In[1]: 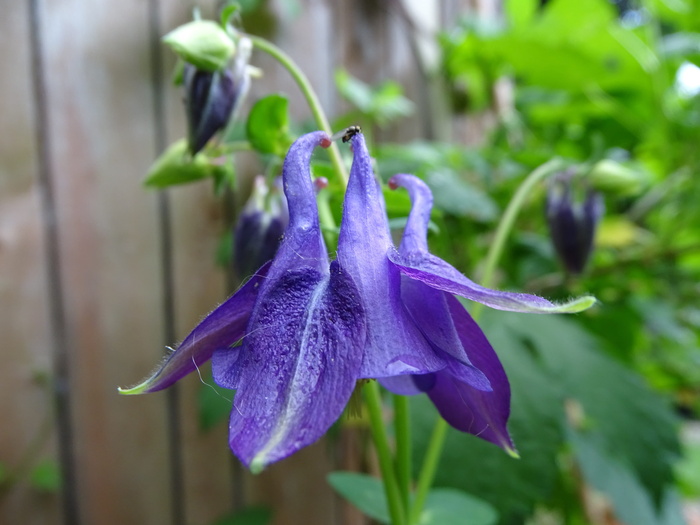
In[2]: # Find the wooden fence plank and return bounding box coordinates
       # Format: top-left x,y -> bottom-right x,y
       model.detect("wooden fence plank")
159,2 -> 239,524
38,1 -> 172,523
0,1 -> 60,523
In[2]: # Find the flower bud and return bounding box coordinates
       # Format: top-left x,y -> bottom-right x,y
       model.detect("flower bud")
588,159 -> 645,197
546,174 -> 604,275
233,177 -> 288,279
163,20 -> 235,72
184,37 -> 252,155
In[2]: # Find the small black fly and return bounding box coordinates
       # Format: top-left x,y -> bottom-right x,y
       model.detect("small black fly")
341,125 -> 362,143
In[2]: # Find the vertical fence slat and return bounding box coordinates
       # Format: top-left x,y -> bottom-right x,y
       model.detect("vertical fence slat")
39,1 -> 172,523
28,0 -> 80,522
0,2 -> 60,523
160,2 -> 239,524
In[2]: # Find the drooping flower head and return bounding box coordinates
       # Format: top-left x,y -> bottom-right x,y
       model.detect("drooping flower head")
121,129 -> 596,471
546,172 -> 604,275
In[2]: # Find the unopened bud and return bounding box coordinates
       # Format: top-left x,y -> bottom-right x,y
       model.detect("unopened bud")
163,20 -> 234,72
184,37 -> 252,155
233,177 -> 288,279
588,159 -> 645,197
546,174 -> 604,275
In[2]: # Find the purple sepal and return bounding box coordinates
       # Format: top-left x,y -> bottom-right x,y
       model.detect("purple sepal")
338,134 -> 445,378
426,295 -> 514,452
119,261 -> 270,395
213,262 -> 365,471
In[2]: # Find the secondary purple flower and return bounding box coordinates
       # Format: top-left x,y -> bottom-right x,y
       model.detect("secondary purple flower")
233,176 -> 288,280
121,131 -> 366,472
546,173 -> 604,275
338,132 -> 595,449
184,38 -> 252,155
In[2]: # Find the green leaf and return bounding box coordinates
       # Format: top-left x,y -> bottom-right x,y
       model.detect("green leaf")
198,377 -> 234,431
0,462 -> 7,484
144,139 -> 213,188
420,489 -> 498,525
210,506 -> 273,525
246,95 -> 292,156
570,430 -> 685,525
30,459 -> 61,492
505,0 -> 538,28
335,70 -> 414,126
424,168 -> 499,222
327,471 -> 390,523
676,440 -> 700,497
495,313 -> 682,507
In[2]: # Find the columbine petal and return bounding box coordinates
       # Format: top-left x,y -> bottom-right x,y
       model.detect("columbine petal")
118,262 -> 270,395
337,133 -> 445,378
387,173 -> 596,314
400,277 -> 491,392
425,295 -> 515,454
213,262 -> 365,471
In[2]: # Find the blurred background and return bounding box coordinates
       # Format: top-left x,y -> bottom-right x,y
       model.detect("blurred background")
1,0 -> 699,524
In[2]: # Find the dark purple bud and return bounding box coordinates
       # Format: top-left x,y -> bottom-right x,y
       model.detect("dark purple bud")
546,174 -> 604,275
183,38 -> 252,155
233,176 -> 288,280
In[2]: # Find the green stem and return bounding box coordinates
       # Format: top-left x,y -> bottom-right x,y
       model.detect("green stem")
316,190 -> 338,248
247,34 -> 348,186
409,158 -> 566,524
393,394 -> 411,514
409,417 -> 448,525
472,158 -> 565,318
365,381 -> 406,525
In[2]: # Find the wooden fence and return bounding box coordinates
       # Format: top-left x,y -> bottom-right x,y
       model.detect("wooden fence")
0,1 -> 484,524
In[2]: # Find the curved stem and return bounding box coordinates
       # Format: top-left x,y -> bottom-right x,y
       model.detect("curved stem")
472,158 -> 565,318
410,158 -> 566,524
365,381 -> 406,525
247,35 -> 348,185
393,394 -> 411,514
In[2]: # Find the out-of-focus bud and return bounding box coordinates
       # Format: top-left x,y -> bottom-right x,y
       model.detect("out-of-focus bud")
233,177 -> 288,280
588,159 -> 645,197
233,174 -> 327,279
162,20 -> 235,72
184,37 -> 252,155
546,173 -> 604,275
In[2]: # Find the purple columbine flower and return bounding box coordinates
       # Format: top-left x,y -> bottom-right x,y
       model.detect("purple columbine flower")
121,132 -> 367,472
120,130 -> 595,470
184,38 -> 251,155
546,173 -> 604,275
338,133 -> 596,452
